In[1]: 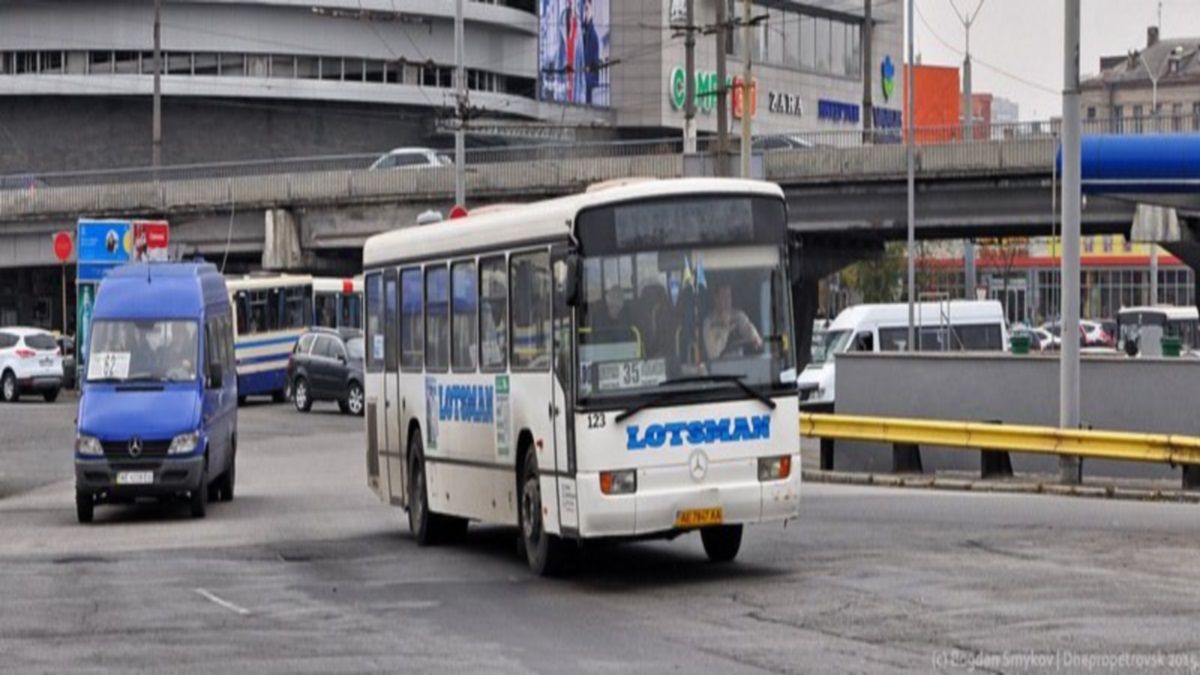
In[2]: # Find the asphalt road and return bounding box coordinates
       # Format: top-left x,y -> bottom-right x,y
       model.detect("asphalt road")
3,399 -> 1200,673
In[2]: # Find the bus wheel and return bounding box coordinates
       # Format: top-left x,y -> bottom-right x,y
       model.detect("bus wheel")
408,434 -> 437,546
519,446 -> 568,576
700,524 -> 743,563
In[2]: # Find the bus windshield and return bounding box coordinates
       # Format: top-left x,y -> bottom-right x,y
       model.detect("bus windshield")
576,244 -> 794,403
87,320 -> 199,382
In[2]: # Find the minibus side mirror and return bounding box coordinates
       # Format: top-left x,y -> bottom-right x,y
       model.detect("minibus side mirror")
207,364 -> 223,389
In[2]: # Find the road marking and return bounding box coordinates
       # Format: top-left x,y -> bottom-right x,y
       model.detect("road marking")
194,588 -> 251,616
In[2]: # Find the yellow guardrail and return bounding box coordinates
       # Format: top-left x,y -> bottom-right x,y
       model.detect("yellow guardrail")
800,413 -> 1200,467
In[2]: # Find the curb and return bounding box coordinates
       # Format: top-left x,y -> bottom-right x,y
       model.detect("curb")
801,469 -> 1200,504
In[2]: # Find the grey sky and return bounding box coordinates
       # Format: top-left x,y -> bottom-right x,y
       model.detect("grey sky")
908,0 -> 1200,119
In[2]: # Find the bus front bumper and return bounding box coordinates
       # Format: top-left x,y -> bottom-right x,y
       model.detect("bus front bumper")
574,455 -> 801,538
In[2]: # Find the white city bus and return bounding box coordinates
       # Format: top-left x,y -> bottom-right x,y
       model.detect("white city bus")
362,178 -> 801,575
313,276 -> 363,330
227,274 -> 313,403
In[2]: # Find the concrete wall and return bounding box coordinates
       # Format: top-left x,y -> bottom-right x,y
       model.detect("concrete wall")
832,352 -> 1200,480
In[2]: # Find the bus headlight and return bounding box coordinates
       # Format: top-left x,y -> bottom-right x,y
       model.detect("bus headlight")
599,470 -> 637,495
758,455 -> 791,482
168,432 -> 201,456
76,435 -> 102,457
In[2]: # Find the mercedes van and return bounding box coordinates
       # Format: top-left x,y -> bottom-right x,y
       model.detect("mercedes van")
74,263 -> 238,522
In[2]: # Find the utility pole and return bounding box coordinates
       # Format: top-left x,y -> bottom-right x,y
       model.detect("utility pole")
950,0 -> 987,141
1060,0 -> 1083,485
152,0 -> 162,173
684,0 -> 697,154
862,0 -> 873,143
715,0 -> 729,177
906,0 -> 916,351
454,0 -> 466,207
739,0 -> 753,178
1138,50 -> 1161,302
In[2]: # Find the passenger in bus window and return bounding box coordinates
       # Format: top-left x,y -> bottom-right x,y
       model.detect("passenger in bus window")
637,284 -> 676,359
703,282 -> 763,359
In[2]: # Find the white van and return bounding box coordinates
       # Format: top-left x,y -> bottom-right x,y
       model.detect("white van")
798,300 -> 1008,408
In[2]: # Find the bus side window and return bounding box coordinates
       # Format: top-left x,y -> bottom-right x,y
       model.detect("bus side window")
425,265 -> 450,372
511,250 -> 551,370
365,272 -> 384,373
384,270 -> 399,372
400,268 -> 424,370
451,260 -> 478,372
235,293 -> 249,336
479,256 -> 507,371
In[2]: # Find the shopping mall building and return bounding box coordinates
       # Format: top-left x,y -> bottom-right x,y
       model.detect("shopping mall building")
0,0 -> 905,329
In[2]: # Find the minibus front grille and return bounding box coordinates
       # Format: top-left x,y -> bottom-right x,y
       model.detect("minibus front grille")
101,439 -> 172,460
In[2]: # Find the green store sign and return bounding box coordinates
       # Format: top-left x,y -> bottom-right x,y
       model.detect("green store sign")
669,65 -> 722,113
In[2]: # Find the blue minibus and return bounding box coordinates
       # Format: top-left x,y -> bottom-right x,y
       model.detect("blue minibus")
74,263 -> 238,522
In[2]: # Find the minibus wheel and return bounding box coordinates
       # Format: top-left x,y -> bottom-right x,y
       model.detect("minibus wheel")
700,524 -> 743,563
190,463 -> 208,519
75,489 -> 93,524
519,447 -> 568,576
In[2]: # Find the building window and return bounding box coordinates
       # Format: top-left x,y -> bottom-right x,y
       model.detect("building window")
1086,106 -> 1096,120
1194,102 -> 1200,131
1133,104 -> 1144,133
1112,105 -> 1124,133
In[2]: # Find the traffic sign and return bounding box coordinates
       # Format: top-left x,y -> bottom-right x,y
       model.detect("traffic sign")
52,231 -> 73,262
449,205 -> 469,220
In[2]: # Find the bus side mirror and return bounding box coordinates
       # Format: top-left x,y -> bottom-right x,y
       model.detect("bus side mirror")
208,364 -> 223,389
563,253 -> 581,307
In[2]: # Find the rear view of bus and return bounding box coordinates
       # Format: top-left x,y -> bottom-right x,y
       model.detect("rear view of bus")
362,179 -> 800,575
569,183 -> 800,563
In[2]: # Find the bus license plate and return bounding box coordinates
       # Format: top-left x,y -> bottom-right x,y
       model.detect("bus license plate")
675,507 -> 724,528
116,471 -> 154,486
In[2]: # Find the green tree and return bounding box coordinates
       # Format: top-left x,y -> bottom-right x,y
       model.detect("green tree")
842,242 -> 905,303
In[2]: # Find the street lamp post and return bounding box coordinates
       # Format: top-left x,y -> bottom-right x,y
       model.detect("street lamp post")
1139,51 -> 1161,304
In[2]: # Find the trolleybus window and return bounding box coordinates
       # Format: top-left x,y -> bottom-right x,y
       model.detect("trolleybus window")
451,260 -> 478,372
510,251 -> 551,370
400,268 -> 423,370
479,256 -> 508,371
425,265 -> 450,372
365,273 -> 384,371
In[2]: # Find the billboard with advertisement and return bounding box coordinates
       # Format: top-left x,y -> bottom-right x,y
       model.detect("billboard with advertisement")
539,0 -> 610,106
132,220 -> 170,262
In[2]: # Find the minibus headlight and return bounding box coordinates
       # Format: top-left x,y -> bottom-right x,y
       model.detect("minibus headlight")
599,470 -> 637,495
168,432 -> 201,455
76,435 -> 102,457
758,455 -> 792,482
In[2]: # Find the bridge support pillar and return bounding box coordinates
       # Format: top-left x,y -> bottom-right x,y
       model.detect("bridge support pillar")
819,438 -> 835,471
980,451 -> 1013,479
263,207 -> 303,271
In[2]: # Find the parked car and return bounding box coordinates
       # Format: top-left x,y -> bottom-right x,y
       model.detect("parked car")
368,147 -> 451,171
1031,327 -> 1060,351
1080,320 -> 1115,347
287,328 -> 365,416
57,334 -> 76,389
0,327 -> 64,402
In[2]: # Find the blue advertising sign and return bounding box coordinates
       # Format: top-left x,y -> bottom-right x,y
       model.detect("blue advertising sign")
77,220 -> 131,264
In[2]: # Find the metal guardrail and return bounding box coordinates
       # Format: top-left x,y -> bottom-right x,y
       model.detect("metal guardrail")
800,412 -> 1200,467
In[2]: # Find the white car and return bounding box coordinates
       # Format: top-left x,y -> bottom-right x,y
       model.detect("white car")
0,327 -> 64,402
368,147 -> 451,170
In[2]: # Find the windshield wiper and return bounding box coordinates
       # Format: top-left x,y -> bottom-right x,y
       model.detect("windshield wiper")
613,374 -> 775,425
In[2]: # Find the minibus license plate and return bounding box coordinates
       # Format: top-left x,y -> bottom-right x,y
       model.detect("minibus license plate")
116,471 -> 153,486
675,507 -> 723,528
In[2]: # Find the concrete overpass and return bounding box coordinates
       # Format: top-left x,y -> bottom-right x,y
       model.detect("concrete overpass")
0,134 -> 1157,272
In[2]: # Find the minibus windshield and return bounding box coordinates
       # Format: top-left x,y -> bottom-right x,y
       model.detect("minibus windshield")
87,320 -> 199,382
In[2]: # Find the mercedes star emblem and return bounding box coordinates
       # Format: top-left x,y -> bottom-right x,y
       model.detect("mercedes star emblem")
688,449 -> 709,482
128,437 -> 143,458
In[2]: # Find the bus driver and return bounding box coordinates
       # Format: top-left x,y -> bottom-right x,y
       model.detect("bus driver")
703,282 -> 763,359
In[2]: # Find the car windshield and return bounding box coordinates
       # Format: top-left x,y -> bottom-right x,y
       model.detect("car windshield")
87,320 -> 199,382
345,336 -> 365,361
576,245 -> 794,403
809,329 -> 850,365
